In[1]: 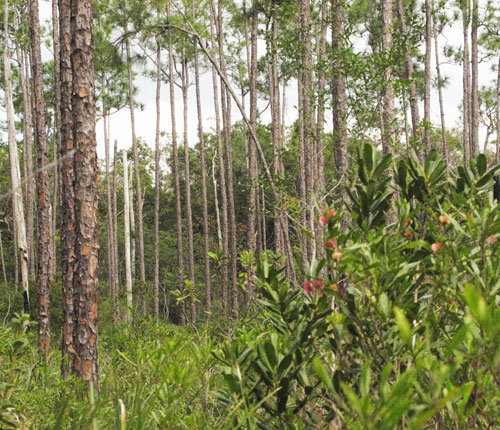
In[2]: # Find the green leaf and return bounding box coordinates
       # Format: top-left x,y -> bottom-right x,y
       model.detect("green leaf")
394,307 -> 413,348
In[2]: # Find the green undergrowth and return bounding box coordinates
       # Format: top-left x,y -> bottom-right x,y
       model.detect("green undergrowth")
0,315 -> 230,429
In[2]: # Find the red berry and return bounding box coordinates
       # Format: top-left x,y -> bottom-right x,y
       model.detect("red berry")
319,215 -> 328,226
303,281 -> 313,293
325,238 -> 337,250
327,209 -> 338,218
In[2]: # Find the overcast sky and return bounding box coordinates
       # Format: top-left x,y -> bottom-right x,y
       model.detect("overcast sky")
2,0 -> 497,161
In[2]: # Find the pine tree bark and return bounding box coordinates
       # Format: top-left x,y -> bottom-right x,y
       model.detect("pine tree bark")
332,0 -> 347,179
424,0 -> 432,153
247,0 -> 258,305
112,139 -> 120,322
29,0 -> 54,358
381,0 -> 396,152
181,55 -> 197,324
123,151 -> 133,321
210,2 -> 228,314
71,0 -> 99,383
216,0 -> 238,317
496,55 -> 500,164
125,37 -> 146,311
59,0 -> 76,378
470,0 -> 479,157
4,0 -> 30,314
154,39 -> 161,319
167,8 -> 186,324
194,38 -> 211,321
462,2 -> 471,163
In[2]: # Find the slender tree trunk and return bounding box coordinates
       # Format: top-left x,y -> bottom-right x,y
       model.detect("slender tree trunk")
212,153 -> 223,249
14,41 -> 35,280
125,37 -> 146,311
496,55 -> 500,164
181,55 -> 197,324
0,231 -> 6,286
332,0 -> 347,180
215,0 -> 238,317
129,163 -> 136,279
462,3 -> 471,163
194,37 -> 211,321
168,7 -> 186,324
70,0 -> 99,383
51,0 -> 61,279
299,0 -> 313,261
424,0 -> 432,153
247,0 -> 258,305
381,0 -> 396,152
470,0 -> 479,156
396,0 -> 420,142
154,39 -> 161,319
316,0 -> 327,201
123,151 -> 133,321
210,3 -> 228,314
434,23 -> 448,165
103,101 -> 117,316
112,140 -> 120,322
59,0 -> 76,378
29,0 -> 54,359
269,3 -> 283,256
5,0 -> 29,314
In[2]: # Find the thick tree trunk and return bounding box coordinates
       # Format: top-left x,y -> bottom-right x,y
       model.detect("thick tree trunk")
123,151 -> 133,321
316,0 -> 327,201
59,0 -> 76,378
470,0 -> 479,156
424,0 -> 432,153
125,38 -> 146,311
396,0 -> 420,143
210,2 -> 228,314
434,23 -> 448,165
14,42 -> 35,280
194,39 -> 211,321
381,0 -> 396,152
181,55 -> 197,324
4,0 -> 30,314
29,0 -> 54,359
154,39 -> 161,319
168,8 -> 186,324
70,0 -> 99,383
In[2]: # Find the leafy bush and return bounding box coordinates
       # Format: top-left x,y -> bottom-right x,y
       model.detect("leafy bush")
214,145 -> 500,429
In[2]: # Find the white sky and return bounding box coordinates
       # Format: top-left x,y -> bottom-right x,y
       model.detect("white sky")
2,0 -> 498,161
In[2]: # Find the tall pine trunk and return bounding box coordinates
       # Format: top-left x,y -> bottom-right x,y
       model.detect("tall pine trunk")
424,0 -> 432,153
70,0 -> 99,383
194,37 -> 211,321
462,2 -> 471,163
181,55 -> 197,324
123,151 -> 133,321
29,0 -> 54,359
154,39 -> 161,319
470,0 -> 479,156
168,8 -> 186,323
434,20 -> 448,165
59,0 -> 76,378
210,2 -> 229,314
125,37 -> 146,312
112,140 -> 120,322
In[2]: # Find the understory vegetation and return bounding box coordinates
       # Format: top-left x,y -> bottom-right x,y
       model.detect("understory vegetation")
2,145 -> 500,429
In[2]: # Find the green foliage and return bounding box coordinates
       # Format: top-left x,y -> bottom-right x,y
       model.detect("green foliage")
347,143 -> 393,229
